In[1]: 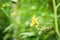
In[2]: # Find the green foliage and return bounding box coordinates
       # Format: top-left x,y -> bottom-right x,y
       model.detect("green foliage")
0,0 -> 60,40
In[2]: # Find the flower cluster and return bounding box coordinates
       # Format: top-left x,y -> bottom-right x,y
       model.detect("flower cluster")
30,15 -> 39,29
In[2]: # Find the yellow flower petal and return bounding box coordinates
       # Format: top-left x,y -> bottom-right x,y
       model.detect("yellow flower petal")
30,15 -> 39,29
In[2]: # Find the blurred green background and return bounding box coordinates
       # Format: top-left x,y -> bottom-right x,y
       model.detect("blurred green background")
0,0 -> 60,40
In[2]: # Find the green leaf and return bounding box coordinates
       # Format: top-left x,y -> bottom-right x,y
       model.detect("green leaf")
43,31 -> 55,40
20,32 -> 35,38
3,33 -> 9,40
1,8 -> 9,17
3,24 -> 14,33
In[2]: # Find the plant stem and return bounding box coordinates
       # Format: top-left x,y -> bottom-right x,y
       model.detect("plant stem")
52,0 -> 60,39
11,1 -> 19,40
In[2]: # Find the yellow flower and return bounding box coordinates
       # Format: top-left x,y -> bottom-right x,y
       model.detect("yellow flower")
30,15 -> 39,29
